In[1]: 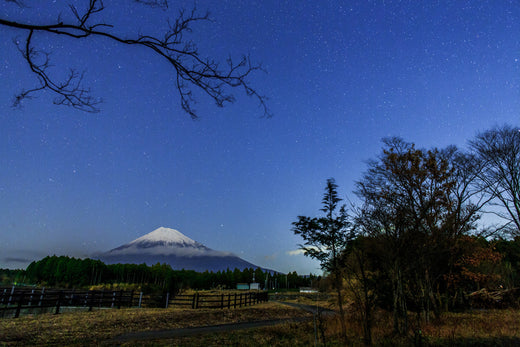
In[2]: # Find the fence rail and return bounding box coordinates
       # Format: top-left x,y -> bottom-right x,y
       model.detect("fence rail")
0,286 -> 268,318
138,291 -> 268,309
0,287 -> 134,318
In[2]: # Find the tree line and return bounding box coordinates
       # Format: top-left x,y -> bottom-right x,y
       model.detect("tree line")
0,255 -> 316,293
294,124 -> 520,344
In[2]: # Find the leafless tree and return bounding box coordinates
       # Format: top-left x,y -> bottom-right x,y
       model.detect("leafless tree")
355,138 -> 485,334
0,0 -> 270,118
471,125 -> 520,235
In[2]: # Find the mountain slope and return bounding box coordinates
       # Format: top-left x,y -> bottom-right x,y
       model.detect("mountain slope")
95,227 -> 265,272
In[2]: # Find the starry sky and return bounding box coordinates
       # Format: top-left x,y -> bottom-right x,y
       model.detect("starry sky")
1,1 -> 519,274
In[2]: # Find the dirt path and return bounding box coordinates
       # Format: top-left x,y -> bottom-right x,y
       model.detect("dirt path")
107,317 -> 308,343
107,301 -> 334,344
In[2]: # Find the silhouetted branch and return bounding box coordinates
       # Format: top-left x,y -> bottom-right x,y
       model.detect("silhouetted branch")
12,29 -> 101,112
471,125 -> 520,235
5,0 -> 25,7
1,0 -> 270,117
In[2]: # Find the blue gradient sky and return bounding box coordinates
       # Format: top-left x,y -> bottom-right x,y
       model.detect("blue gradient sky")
1,1 -> 519,274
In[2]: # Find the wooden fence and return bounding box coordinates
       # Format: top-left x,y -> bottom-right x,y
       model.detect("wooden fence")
160,291 -> 268,309
0,287 -> 134,318
0,286 -> 268,318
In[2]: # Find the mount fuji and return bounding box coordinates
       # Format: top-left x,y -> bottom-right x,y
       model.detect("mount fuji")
95,227 -> 266,272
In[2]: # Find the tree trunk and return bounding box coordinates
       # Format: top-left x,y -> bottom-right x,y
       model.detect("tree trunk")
392,264 -> 408,335
334,271 -> 348,343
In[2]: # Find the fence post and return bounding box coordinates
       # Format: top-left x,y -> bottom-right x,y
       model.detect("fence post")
192,292 -> 199,309
14,292 -> 24,318
239,293 -> 242,307
111,291 -> 116,308
1,288 -> 6,305
228,294 -> 231,309
165,292 -> 169,309
7,286 -> 15,307
29,289 -> 35,307
55,291 -> 63,315
138,292 -> 143,308
99,290 -> 104,308
87,291 -> 94,312
129,290 -> 134,308
39,287 -> 45,307
234,293 -> 237,309
117,290 -> 123,309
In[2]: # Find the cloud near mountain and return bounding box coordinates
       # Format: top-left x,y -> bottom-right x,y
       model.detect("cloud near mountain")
287,249 -> 306,256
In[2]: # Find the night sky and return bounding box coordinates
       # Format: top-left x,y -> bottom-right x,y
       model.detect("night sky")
1,1 -> 519,274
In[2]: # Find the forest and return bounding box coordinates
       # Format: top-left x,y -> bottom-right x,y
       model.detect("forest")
293,124 -> 520,344
0,255 -> 316,293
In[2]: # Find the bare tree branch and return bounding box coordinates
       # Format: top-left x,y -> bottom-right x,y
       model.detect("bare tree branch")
5,0 -> 25,7
11,29 -> 102,112
1,0 -> 271,117
471,125 -> 520,236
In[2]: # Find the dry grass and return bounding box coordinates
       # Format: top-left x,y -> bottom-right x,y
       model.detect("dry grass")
121,321 -> 322,347
421,309 -> 520,345
274,291 -> 520,346
0,302 -> 311,346
270,291 -> 333,307
320,308 -> 520,346
3,297 -> 520,346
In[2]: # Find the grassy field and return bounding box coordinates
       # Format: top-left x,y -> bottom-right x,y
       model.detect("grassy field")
0,302 -> 311,346
2,298 -> 520,346
323,308 -> 520,346
417,309 -> 520,346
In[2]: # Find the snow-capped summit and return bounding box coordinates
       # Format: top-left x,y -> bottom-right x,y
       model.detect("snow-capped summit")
129,227 -> 204,248
94,227 -> 270,272
107,227 -> 217,257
